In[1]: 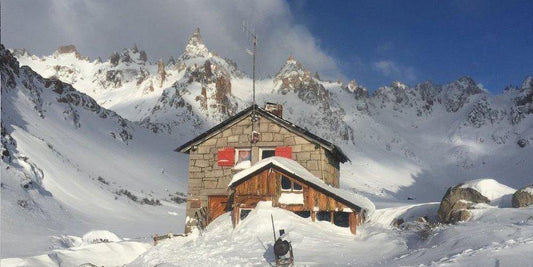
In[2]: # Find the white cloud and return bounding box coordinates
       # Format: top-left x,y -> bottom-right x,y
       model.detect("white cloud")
372,60 -> 416,82
2,0 -> 341,79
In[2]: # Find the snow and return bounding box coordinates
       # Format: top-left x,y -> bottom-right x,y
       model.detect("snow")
522,186 -> 533,194
1,239 -> 150,266
230,157 -> 376,215
278,193 -> 304,205
461,178 -> 516,207
129,201 -> 533,266
232,160 -> 251,170
1,48 -> 188,258
81,230 -> 122,244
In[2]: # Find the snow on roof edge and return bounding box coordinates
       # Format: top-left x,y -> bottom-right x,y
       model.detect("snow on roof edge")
229,157 -> 375,215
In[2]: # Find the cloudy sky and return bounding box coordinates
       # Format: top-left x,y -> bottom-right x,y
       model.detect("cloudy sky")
2,0 -> 532,92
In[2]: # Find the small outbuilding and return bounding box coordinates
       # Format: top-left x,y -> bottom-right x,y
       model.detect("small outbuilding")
228,156 -> 374,235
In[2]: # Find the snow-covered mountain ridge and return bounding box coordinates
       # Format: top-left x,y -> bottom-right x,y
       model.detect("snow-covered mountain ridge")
10,28 -> 533,201
1,45 -> 188,258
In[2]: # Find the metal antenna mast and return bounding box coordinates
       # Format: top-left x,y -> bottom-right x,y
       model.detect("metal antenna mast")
243,21 -> 259,146
242,21 -> 257,109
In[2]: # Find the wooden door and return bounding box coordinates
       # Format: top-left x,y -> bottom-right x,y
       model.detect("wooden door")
208,195 -> 228,223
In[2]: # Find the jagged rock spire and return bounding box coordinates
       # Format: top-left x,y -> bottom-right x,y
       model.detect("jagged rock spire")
180,28 -> 209,60
275,55 -> 307,82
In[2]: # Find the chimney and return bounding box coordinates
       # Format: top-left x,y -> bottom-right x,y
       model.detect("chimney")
264,102 -> 283,118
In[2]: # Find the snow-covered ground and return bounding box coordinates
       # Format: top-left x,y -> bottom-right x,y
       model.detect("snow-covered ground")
127,201 -> 533,266
1,46 -> 188,259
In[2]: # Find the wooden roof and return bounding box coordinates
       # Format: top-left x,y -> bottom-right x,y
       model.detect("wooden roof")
175,105 -> 350,163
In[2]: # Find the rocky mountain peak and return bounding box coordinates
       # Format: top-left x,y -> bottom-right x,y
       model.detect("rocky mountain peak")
441,77 -> 485,112
53,45 -> 87,60
373,81 -> 411,106
345,80 -> 369,101
120,45 -> 148,65
390,81 -> 409,90
11,48 -> 29,57
522,75 -> 532,90
274,56 -> 308,82
180,28 -> 209,60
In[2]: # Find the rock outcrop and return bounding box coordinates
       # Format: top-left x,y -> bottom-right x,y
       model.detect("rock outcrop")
179,28 -> 209,60
438,184 -> 490,223
512,185 -> 533,208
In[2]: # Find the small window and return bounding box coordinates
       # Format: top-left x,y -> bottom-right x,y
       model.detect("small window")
293,182 -> 303,191
334,212 -> 350,227
260,148 -> 275,160
235,148 -> 251,165
295,211 -> 310,218
281,175 -> 303,192
281,176 -> 292,190
317,211 -> 331,222
240,209 -> 252,220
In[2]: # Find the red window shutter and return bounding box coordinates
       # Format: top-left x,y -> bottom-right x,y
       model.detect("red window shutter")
275,146 -> 292,159
217,148 -> 235,166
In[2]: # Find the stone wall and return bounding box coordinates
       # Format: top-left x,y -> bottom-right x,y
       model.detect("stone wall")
185,113 -> 341,231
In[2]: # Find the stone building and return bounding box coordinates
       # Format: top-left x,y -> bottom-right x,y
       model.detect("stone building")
176,103 -> 350,232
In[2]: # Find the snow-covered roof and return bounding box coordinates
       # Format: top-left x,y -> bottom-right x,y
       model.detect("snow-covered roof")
229,157 -> 375,215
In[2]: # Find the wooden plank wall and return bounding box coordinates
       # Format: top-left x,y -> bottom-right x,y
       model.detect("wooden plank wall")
232,168 -> 364,234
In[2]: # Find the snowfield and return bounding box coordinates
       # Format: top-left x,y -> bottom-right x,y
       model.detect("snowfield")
127,201 -> 533,266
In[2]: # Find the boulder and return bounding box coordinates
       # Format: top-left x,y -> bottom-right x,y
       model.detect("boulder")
438,184 -> 490,223
512,185 -> 533,208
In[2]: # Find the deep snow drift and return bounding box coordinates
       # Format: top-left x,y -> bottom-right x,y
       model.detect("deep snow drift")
129,201 -> 533,266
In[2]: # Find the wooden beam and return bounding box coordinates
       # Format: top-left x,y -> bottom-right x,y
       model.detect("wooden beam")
349,212 -> 356,235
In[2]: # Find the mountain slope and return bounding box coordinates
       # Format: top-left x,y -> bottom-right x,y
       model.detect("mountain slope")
11,29 -> 533,203
1,45 -> 188,258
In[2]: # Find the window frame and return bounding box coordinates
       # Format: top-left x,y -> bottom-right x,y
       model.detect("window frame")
234,148 -> 252,166
259,147 -> 276,160
239,208 -> 253,221
280,175 -> 304,192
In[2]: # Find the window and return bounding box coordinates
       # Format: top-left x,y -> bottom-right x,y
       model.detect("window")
294,211 -> 310,218
240,209 -> 252,221
235,148 -> 251,164
281,176 -> 292,190
293,183 -> 302,191
280,175 -> 303,192
260,148 -> 275,160
317,211 -> 331,222
333,212 -> 350,227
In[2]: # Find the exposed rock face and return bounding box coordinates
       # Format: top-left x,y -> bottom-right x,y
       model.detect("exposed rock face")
438,184 -> 490,223
466,98 -> 504,128
157,60 -> 166,87
274,56 -> 330,106
512,76 -> 533,123
512,185 -> 533,208
180,28 -> 209,60
56,45 -> 78,54
441,76 -> 485,112
374,81 -> 412,107
346,80 -> 369,100
1,45 -> 133,142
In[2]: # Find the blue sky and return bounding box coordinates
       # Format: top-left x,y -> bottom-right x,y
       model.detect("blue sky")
2,0 -> 532,93
287,0 -> 533,92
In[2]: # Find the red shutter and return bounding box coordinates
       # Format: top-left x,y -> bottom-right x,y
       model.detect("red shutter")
217,148 -> 235,166
275,146 -> 292,159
